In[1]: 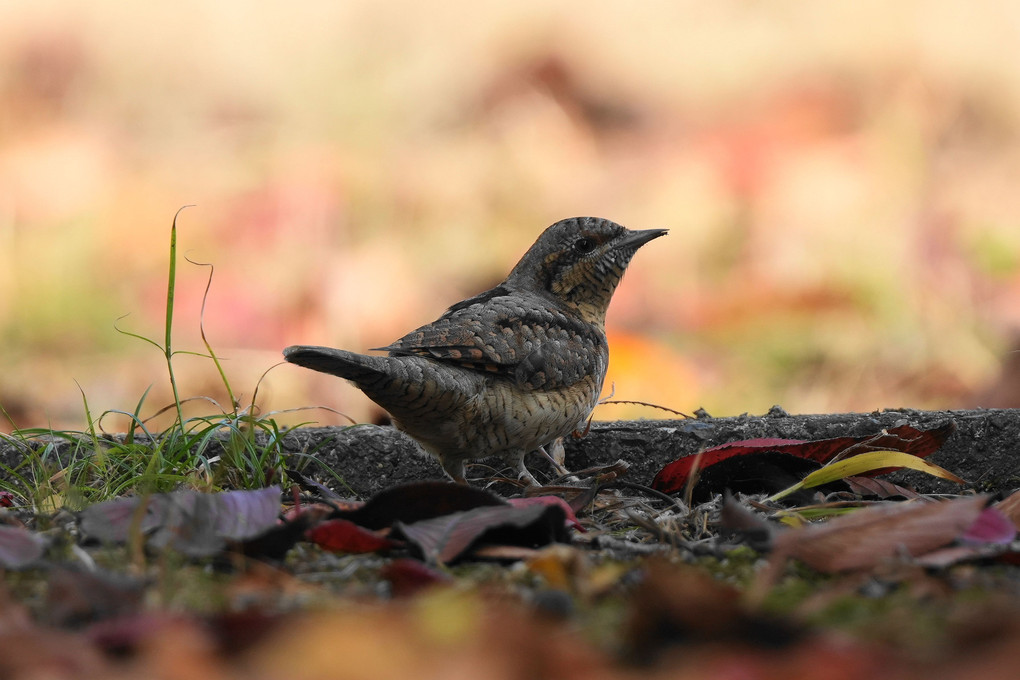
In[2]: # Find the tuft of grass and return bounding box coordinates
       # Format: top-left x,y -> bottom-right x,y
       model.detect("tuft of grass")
0,207 -> 337,512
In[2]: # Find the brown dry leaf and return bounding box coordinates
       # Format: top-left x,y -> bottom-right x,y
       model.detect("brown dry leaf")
471,544 -> 545,561
772,495 -> 988,573
623,560 -> 802,664
844,476 -> 920,499
0,597 -> 109,679
121,617 -> 235,680
44,567 -> 145,627
913,544 -> 1004,569
243,590 -> 619,680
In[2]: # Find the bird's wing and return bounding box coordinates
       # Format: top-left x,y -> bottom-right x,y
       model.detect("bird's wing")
375,296 -> 605,390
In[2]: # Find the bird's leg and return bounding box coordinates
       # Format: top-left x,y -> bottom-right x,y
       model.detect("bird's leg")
441,457 -> 468,485
515,455 -> 542,487
537,440 -> 571,477
538,441 -> 581,483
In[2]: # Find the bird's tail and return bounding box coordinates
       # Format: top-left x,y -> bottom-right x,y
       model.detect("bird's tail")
283,345 -> 389,382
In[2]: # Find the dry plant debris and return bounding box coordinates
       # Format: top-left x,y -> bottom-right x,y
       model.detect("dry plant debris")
1,420 -> 1020,678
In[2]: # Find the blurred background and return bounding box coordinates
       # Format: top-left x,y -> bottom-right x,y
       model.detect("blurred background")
2,0 -> 1020,432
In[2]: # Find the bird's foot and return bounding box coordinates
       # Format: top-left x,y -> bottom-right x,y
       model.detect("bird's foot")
537,441 -> 572,477
516,461 -> 542,488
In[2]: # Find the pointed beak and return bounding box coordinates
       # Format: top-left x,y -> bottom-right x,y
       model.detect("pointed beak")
616,228 -> 668,251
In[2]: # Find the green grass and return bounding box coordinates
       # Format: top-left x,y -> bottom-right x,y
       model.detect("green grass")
0,208 -> 321,512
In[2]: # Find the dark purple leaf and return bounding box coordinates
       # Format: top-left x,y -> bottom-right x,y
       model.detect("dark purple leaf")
79,495 -> 167,542
213,486 -> 282,540
333,481 -> 506,530
508,496 -> 584,532
80,487 -> 281,557
148,492 -> 223,556
393,503 -> 569,565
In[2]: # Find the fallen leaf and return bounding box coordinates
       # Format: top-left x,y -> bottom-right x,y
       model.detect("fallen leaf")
772,495 -> 988,573
206,609 -> 287,655
45,567 -> 145,627
844,476 -> 920,499
306,519 -> 400,554
0,524 -> 46,568
718,493 -> 774,550
380,558 -> 451,597
79,486 -> 282,557
508,495 -> 585,532
471,545 -> 545,561
525,544 -> 587,591
651,422 -> 956,497
332,481 -> 505,530
86,612 -> 182,657
767,451 -> 965,502
393,503 -> 569,565
623,560 -> 802,663
79,494 -> 166,542
914,544 -> 1014,569
651,439 -> 811,497
962,506 -> 1017,545
0,615 -> 109,677
212,486 -> 284,540
147,492 -> 225,556
238,511 -> 320,561
995,489 -> 1020,529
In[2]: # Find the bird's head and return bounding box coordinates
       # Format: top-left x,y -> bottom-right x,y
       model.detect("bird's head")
505,217 -> 667,325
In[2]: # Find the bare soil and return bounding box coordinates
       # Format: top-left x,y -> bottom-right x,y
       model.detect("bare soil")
280,407 -> 1020,499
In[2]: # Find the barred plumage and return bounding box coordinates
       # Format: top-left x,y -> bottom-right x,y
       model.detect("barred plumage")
284,217 -> 666,484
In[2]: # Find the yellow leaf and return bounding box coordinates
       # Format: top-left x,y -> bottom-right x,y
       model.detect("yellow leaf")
767,451 -> 965,502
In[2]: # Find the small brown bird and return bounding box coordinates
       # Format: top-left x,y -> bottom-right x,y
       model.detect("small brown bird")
284,217 -> 666,484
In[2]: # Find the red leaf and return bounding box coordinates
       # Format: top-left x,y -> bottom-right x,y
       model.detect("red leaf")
650,439 -> 802,495
651,422 -> 955,496
962,506 -> 1017,545
380,558 -> 450,597
995,489 -> 1020,530
306,519 -> 399,554
917,502 -> 1020,565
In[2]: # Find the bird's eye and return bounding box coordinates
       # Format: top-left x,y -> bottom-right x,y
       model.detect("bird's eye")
573,237 -> 597,254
